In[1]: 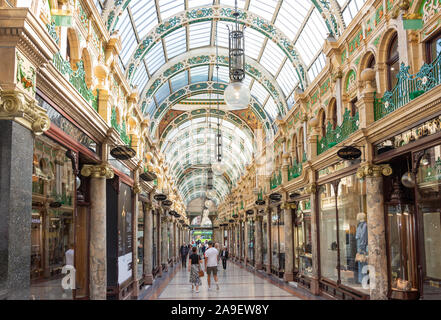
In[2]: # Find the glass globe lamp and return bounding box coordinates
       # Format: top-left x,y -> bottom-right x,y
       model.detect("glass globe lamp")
205,199 -> 214,208
224,81 -> 250,110
206,189 -> 216,199
212,161 -> 226,176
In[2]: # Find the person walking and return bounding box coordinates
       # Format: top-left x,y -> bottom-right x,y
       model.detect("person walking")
204,241 -> 219,290
180,243 -> 189,267
220,247 -> 229,270
188,246 -> 202,293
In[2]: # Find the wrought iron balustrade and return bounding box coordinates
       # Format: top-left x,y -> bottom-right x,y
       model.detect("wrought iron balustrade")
317,109 -> 359,155
374,52 -> 441,121
270,170 -> 282,190
288,160 -> 302,181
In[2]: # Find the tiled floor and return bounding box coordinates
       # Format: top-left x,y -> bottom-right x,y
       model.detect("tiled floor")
156,261 -> 302,300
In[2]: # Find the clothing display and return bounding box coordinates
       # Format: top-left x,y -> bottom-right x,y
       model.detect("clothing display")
356,220 -> 368,283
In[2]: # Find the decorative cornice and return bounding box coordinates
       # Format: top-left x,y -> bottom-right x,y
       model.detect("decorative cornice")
81,163 -> 114,179
0,90 -> 50,134
280,202 -> 297,210
356,164 -> 393,179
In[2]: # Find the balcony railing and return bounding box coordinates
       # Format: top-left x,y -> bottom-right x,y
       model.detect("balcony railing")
111,108 -> 132,146
374,52 -> 441,121
317,109 -> 359,155
53,53 -> 97,109
270,170 -> 282,190
288,160 -> 302,181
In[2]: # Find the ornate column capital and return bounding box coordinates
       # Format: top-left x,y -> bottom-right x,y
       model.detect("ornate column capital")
280,202 -> 297,210
81,163 -> 114,179
133,183 -> 142,194
304,183 -> 318,195
356,164 -> 393,179
0,90 -> 50,134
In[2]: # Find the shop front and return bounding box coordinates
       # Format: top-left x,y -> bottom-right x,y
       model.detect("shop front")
294,198 -> 313,288
374,113 -> 441,300
271,205 -> 285,278
262,212 -> 269,271
247,218 -> 255,266
30,92 -> 100,300
106,162 -> 135,300
316,160 -> 369,300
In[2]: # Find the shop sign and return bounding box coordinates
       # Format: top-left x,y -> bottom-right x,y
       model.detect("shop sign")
110,145 -> 136,160
337,146 -> 362,160
375,114 -> 441,154
269,193 -> 282,201
36,94 -> 97,153
32,218 -> 41,224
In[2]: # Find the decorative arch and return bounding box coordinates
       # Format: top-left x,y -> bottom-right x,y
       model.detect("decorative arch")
81,47 -> 93,88
317,108 -> 326,138
344,69 -> 357,95
66,27 -> 81,65
121,6 -> 310,89
297,128 -> 304,162
140,47 -> 288,117
148,81 -> 275,140
327,97 -> 338,130
377,27 -> 399,95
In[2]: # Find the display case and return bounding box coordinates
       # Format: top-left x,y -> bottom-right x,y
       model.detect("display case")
296,199 -> 313,277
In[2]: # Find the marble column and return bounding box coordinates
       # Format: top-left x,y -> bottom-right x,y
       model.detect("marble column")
266,209 -> 272,274
357,164 -> 392,300
81,163 -> 114,300
143,203 -> 153,285
169,220 -> 174,265
239,221 -> 243,262
244,220 -> 248,264
283,205 -> 294,282
306,183 -> 320,295
0,120 -> 35,299
255,215 -> 263,270
157,210 -> 162,277
132,184 -> 140,297
161,215 -> 168,270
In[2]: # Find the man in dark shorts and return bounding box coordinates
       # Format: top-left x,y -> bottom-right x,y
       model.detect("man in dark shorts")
204,241 -> 219,290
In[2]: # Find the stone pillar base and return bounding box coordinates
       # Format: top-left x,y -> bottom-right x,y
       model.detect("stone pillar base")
284,272 -> 294,282
310,277 -> 320,295
144,274 -> 153,285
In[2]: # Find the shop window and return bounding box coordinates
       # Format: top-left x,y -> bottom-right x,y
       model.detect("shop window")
367,54 -> 376,69
350,98 -> 358,117
387,33 -> 400,90
298,130 -> 304,162
385,180 -> 418,298
295,199 -> 313,277
330,101 -> 337,130
248,220 -> 255,265
426,32 -> 441,63
263,215 -> 268,266
318,109 -> 326,138
416,145 -> 441,299
137,202 -> 144,282
152,210 -> 157,271
271,207 -> 285,276
319,174 -> 368,294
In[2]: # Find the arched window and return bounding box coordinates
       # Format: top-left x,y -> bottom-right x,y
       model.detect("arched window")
318,109 -> 326,138
387,33 -> 399,90
329,100 -> 337,129
367,54 -> 376,69
297,130 -> 304,162
292,134 -> 298,163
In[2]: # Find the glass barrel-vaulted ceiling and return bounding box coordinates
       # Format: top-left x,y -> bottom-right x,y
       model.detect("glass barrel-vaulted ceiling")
102,0 -> 366,206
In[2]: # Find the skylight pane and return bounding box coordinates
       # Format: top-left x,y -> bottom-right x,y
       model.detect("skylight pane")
264,98 -> 279,121
130,0 -> 158,40
219,0 -> 246,8
131,64 -> 149,91
188,0 -> 214,8
212,66 -> 229,83
155,82 -> 171,105
277,60 -> 299,97
191,66 -> 209,83
274,0 -> 310,40
158,0 -> 184,21
164,28 -> 187,59
248,0 -> 278,22
170,71 -> 188,91
144,41 -> 166,75
243,27 -> 265,61
117,9 -> 137,66
308,52 -> 326,82
260,39 -> 285,76
189,21 -> 212,49
251,81 -> 268,105
295,8 -> 327,66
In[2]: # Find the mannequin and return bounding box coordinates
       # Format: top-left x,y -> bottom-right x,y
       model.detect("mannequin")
355,212 -> 368,284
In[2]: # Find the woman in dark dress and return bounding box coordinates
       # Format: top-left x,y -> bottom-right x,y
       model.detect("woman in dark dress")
188,246 -> 202,293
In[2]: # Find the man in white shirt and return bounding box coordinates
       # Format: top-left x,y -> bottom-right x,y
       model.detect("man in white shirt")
204,241 -> 219,290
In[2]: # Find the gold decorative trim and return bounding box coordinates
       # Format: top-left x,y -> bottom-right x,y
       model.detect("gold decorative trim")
133,183 -> 142,194
81,163 -> 114,179
281,202 -> 297,210
356,164 -> 393,179
304,183 -> 317,195
0,91 -> 50,134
